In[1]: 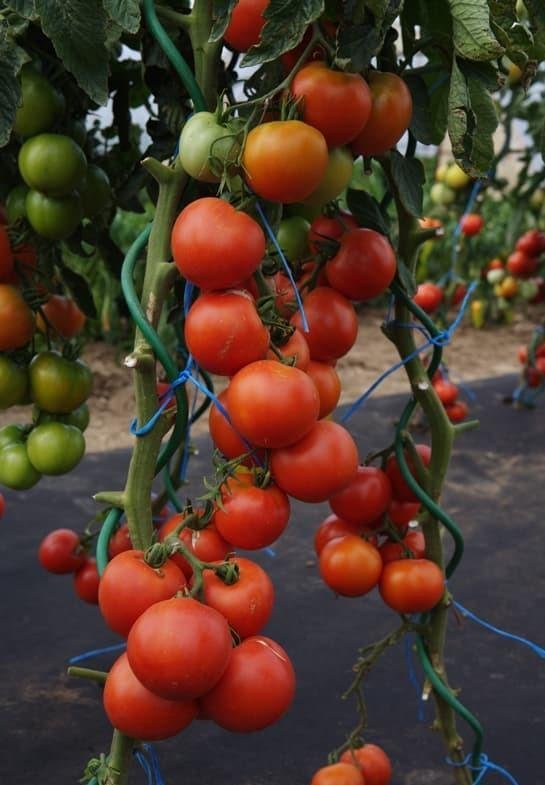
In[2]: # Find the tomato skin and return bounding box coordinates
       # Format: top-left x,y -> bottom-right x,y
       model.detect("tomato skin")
270,420 -> 359,503
213,480 -> 290,550
242,121 -> 329,203
38,528 -> 85,574
73,558 -> 100,604
275,216 -> 311,262
0,355 -> 28,409
227,360 -> 320,448
13,66 -> 62,138
199,635 -> 295,732
34,403 -> 90,432
385,444 -> 431,503
303,147 -> 354,208
29,351 -> 92,414
0,423 -> 27,451
379,558 -> 444,613
179,112 -> 239,183
459,213 -> 484,237
309,212 -> 359,255
314,514 -> 362,556
127,597 -> 233,700
0,225 -> 14,282
268,328 -> 310,371
351,72 -> 412,157
379,530 -> 426,564
506,251 -> 538,278
37,295 -> 86,338
340,744 -> 393,785
26,422 -> 85,476
158,515 -> 230,579
306,360 -> 341,418
0,284 -> 34,350
196,557 -> 274,639
19,134 -> 87,197
184,291 -> 269,376
108,523 -> 133,559
291,287 -> 358,362
319,535 -> 383,596
80,164 -> 111,218
413,282 -> 444,313
311,763 -> 365,785
0,442 -> 42,490
433,379 -> 459,406
224,0 -> 268,50
387,499 -> 420,528
208,389 -> 263,463
516,229 -> 545,256
171,198 -> 265,290
329,466 -> 392,527
103,653 -> 198,741
326,228 -> 396,301
0,493 -> 4,518
445,400 -> 469,422
25,190 -> 83,241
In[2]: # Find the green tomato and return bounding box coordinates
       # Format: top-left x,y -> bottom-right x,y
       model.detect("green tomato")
0,423 -> 27,451
0,443 -> 41,490
13,65 -> 63,138
66,119 -> 87,148
25,190 -> 83,241
486,268 -> 505,285
519,280 -> 539,301
274,216 -> 311,262
178,112 -> 240,183
18,133 -> 87,197
530,189 -> 545,212
29,351 -> 93,414
444,163 -> 471,190
430,182 -> 456,206
6,185 -> 29,223
26,422 -> 85,476
0,356 -> 28,409
302,146 -> 353,208
33,402 -> 90,432
80,164 -> 112,218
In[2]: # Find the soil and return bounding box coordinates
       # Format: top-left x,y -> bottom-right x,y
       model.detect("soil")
1,308 -> 539,452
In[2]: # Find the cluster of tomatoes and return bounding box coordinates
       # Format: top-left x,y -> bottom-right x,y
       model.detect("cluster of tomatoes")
517,338 -> 545,389
38,527 -> 101,605
311,747 -> 393,785
489,228 -> 545,301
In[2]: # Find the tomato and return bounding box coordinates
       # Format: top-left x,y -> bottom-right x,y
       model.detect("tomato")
515,229 -> 545,256
379,530 -> 426,564
0,355 -> 28,409
0,225 -> 13,283
433,379 -> 459,406
429,182 -> 456,206
37,295 -> 86,339
104,653 -> 198,741
306,360 -> 341,418
379,558 -> 444,613
387,499 -> 420,527
385,444 -> 431,502
208,389 -> 264,463
326,228 -> 396,301
445,400 -> 469,422
275,216 -> 311,261
38,528 -> 86,574
127,597 -> 232,700
291,287 -> 358,362
108,523 -> 133,559
270,420 -> 358,503
0,441 -> 41,490
25,190 -> 83,241
224,0 -> 268,50
329,466 -> 392,527
412,282 -> 443,314
499,275 -> 518,299
268,329 -> 310,371
451,282 -> 467,306
340,744 -> 393,785
526,366 -> 542,387
99,550 -> 187,637
303,147 -> 354,208
0,423 -> 26,451
73,558 -> 100,604
536,356 -> 545,375
444,163 -> 471,190
506,251 -> 538,278
13,65 -> 63,138
0,492 -> 4,518
179,112 -> 239,183
5,185 -> 29,225
227,360 -> 319,448
199,635 -> 295,732
34,403 -> 90,432
29,351 -> 92,414
319,535 -> 382,596
213,478 -> 290,549
242,120 -> 329,203
171,197 -> 265,290
0,284 -> 34,350
18,133 -> 87,197
311,763 -> 364,785
314,514 -> 362,556
184,291 -> 269,376
80,164 -> 112,218
26,422 -> 85,475
309,212 -> 359,255
196,557 -> 274,638
459,213 -> 484,237
351,72 -> 412,157
158,515 -> 230,579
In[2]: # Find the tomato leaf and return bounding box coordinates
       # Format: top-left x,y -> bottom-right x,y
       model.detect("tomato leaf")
346,188 -> 390,237
56,264 -> 98,319
404,74 -> 438,146
447,0 -> 504,60
0,26 -> 26,147
241,0 -> 324,67
523,0 -> 545,50
209,0 -> 238,42
102,0 -> 140,33
336,0 -> 402,71
4,1 -> 38,17
389,151 -> 425,217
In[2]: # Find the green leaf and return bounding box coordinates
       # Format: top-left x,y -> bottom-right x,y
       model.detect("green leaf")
429,77 -> 450,143
447,0 -> 504,60
389,151 -> 425,217
525,0 -> 545,48
5,1 -> 38,17
0,27 -> 26,147
540,118 -> 545,164
35,0 -> 109,105
405,74 -> 436,145
56,264 -> 98,319
241,0 -> 324,67
209,0 -> 238,42
102,0 -> 140,33
346,188 -> 390,236
337,0 -> 402,71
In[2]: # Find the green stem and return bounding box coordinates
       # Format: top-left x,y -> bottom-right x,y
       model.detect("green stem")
68,666 -> 108,685
105,731 -> 133,785
190,0 -> 222,110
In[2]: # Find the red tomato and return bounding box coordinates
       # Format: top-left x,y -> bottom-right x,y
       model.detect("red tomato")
0,225 -> 14,282
445,400 -> 469,422
103,653 -> 197,741
224,0 -> 268,51
459,213 -> 484,236
379,558 -> 444,613
536,357 -> 545,375
291,287 -> 358,362
108,523 -> 133,559
0,284 -> 35,350
530,277 -> 545,304
379,530 -> 426,564
412,282 -> 443,313
242,120 -> 329,203
340,744 -> 393,785
309,212 -> 359,256
311,763 -> 365,785
158,514 -> 230,579
526,366 -> 542,387
319,535 -> 383,596
506,251 -> 538,278
515,229 -> 545,256
184,290 -> 269,376
37,295 -> 86,338
226,359 -> 320,448
127,597 -> 232,700
291,63 -> 372,147
196,557 -> 274,639
213,478 -> 290,550
326,229 -> 396,301
98,550 -> 187,637
306,360 -> 341,418
171,198 -> 265,290
385,444 -> 431,503
451,282 -> 467,306
270,420 -> 359,503
73,559 -> 100,604
387,499 -> 420,528
38,528 -> 85,574
329,466 -> 392,527
351,72 -> 412,157
268,328 -> 310,370
199,635 -> 295,731
314,514 -> 363,556
208,389 -> 264,463
518,345 -> 528,364
433,378 -> 459,406
0,492 -> 4,519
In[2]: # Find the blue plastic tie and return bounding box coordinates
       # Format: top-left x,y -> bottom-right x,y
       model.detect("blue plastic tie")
453,600 -> 545,659
140,744 -> 166,785
404,634 -> 426,721
183,281 -> 194,317
134,750 -> 153,785
68,641 -> 126,665
254,200 -> 309,333
446,753 -> 519,785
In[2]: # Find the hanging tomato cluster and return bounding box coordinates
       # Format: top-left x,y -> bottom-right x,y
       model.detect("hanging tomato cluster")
517,338 -> 545,389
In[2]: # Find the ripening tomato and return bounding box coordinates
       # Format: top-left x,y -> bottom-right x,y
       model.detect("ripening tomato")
340,744 -> 393,785
379,530 -> 426,564
351,72 -> 412,157
515,229 -> 545,256
127,597 -> 232,700
0,225 -> 13,282
213,477 -> 290,550
171,198 -> 265,290
412,282 -> 444,314
291,287 -> 358,362
433,379 -> 459,406
459,213 -> 484,236
302,147 -> 354,208
314,514 -> 362,556
103,653 -> 198,741
507,251 -> 538,278
305,360 -> 341,418
270,420 -> 359,503
445,400 -> 469,422
379,558 -> 444,613
37,295 -> 86,338
98,550 -> 187,638
319,535 -> 383,596
311,763 -> 365,785
242,120 -> 329,203
0,284 -> 34,350
329,466 -> 392,527
178,112 -> 239,183
309,212 -> 359,256
184,291 -> 269,376
387,499 -> 420,528
385,444 -> 431,503
73,558 -> 100,604
38,528 -> 86,574
108,523 -> 133,559
326,228 -> 397,301
199,635 -> 295,732
227,360 -> 320,448
291,62 -> 372,147
268,329 -> 310,370
224,0 -> 268,50
158,515 -> 230,579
